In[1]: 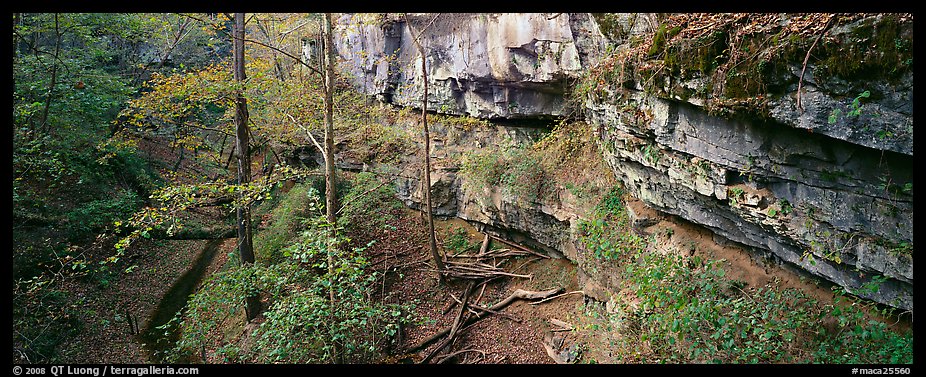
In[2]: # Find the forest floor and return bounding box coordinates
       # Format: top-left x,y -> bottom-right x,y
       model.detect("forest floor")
352,211 -> 587,364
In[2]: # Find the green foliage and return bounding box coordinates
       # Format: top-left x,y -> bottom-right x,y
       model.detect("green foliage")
64,190 -> 142,242
338,171 -> 404,234
664,30 -> 727,77
163,262 -> 306,362
647,23 -> 677,57
444,227 -> 480,255
828,90 -> 871,124
13,14 -> 177,362
459,120 -> 612,210
575,184 -> 912,363
778,199 -> 793,215
642,143 -> 661,165
603,239 -> 912,363
592,13 -> 628,40
254,183 -> 316,265
578,186 -> 647,262
12,280 -> 82,363
583,14 -> 911,120
170,187 -> 412,363
728,187 -> 745,205
460,145 -> 548,204
818,14 -> 913,81
595,185 -> 626,217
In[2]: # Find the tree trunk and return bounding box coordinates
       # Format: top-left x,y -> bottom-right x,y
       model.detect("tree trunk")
13,13 -> 20,96
322,12 -> 343,364
38,13 -> 61,135
404,13 -> 445,284
233,12 -> 260,322
421,52 -> 444,285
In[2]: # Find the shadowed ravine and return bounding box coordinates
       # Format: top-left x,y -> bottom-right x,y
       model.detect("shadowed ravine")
140,238 -> 226,362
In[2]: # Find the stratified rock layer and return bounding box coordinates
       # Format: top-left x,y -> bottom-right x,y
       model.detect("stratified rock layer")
332,13 -> 913,310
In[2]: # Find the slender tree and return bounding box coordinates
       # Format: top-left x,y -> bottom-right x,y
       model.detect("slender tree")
322,12 -> 343,363
404,13 -> 445,284
233,12 -> 261,321
38,13 -> 61,135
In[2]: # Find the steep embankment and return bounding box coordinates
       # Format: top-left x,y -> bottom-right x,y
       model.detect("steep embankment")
330,13 -> 913,311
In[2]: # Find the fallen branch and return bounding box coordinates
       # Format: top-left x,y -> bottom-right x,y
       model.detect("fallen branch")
448,292 -> 522,323
436,348 -> 486,364
542,331 -> 572,364
420,282 -> 473,364
478,233 -> 491,256
466,304 -> 522,323
550,318 -> 574,332
336,179 -> 392,216
410,287 -> 564,353
285,113 -> 326,162
529,290 -> 585,305
441,260 -> 532,280
441,295 -> 458,315
473,279 -> 488,307
487,234 -> 550,258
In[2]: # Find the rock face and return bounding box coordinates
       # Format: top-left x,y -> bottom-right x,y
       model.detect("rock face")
581,13 -> 914,309
586,91 -> 913,309
387,122 -> 577,257
333,13 -> 606,119
331,13 -> 914,311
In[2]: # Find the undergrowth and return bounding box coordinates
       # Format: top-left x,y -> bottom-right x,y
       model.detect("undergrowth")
459,120 -> 613,208
577,185 -> 913,364
168,179 -> 414,363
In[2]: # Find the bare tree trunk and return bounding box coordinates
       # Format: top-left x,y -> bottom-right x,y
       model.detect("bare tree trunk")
322,12 -> 343,364
38,13 -> 61,135
404,13 -> 445,285
13,13 -> 20,96
420,53 -> 444,285
233,12 -> 260,322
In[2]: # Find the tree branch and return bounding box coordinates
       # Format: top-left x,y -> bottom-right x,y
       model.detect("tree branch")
284,112 -> 326,161
410,288 -> 564,353
336,179 -> 391,215
179,12 -> 322,76
797,14 -> 837,114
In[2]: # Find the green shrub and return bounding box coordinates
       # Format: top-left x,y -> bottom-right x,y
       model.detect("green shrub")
65,189 -> 141,242
578,186 -> 645,262
337,171 -> 403,234
170,188 -> 413,363
444,226 -> 480,255
460,146 -> 547,203
254,183 -> 316,265
577,185 -> 913,363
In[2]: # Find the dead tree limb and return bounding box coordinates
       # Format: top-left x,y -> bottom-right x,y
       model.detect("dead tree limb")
410,287 -> 564,353
797,14 -> 837,113
284,112 -> 326,159
487,235 -> 550,258
478,234 -> 491,256
336,179 -> 391,215
550,318 -> 575,331
420,282 -> 473,364
436,349 -> 486,364
529,290 -> 585,305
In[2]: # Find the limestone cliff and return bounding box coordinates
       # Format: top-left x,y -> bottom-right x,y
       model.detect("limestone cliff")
332,13 -> 604,118
331,13 -> 914,310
